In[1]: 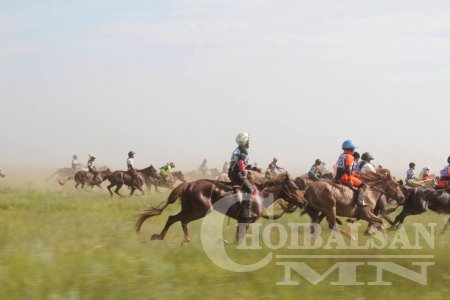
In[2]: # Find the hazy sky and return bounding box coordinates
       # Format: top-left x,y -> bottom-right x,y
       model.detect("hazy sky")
1,0 -> 449,177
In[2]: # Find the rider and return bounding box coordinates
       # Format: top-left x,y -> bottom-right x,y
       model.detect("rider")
308,159 -> 323,181
71,154 -> 82,169
127,151 -> 138,187
335,140 -> 367,207
198,159 -> 208,175
438,156 -> 450,189
421,166 -> 431,181
222,161 -> 229,174
87,153 -> 98,182
268,158 -> 284,175
357,152 -> 376,173
160,162 -> 175,183
228,132 -> 257,221
265,164 -> 274,179
406,162 -> 416,185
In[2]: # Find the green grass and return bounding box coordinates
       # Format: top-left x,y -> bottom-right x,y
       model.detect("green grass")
0,185 -> 449,300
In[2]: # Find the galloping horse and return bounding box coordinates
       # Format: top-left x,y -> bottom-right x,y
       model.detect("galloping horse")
389,187 -> 450,234
74,169 -> 112,189
135,174 -> 306,244
145,171 -> 187,192
107,165 -> 159,197
302,169 -> 405,239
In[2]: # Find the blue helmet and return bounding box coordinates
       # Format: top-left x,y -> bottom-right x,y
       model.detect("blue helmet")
342,139 -> 358,150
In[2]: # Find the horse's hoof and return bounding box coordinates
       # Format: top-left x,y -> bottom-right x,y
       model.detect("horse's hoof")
364,230 -> 375,236
150,234 -> 162,240
181,240 -> 190,246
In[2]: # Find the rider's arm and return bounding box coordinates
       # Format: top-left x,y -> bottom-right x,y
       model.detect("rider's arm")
344,155 -> 353,175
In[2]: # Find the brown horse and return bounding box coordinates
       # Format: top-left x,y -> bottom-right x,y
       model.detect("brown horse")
107,165 -> 159,197
135,174 -> 306,244
74,169 -> 112,189
303,169 -> 405,239
145,171 -> 187,192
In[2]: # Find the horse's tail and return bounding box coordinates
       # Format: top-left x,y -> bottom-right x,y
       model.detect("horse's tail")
135,182 -> 189,232
46,171 -> 58,182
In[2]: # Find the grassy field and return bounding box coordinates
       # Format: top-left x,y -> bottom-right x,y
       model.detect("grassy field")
1,182 -> 449,300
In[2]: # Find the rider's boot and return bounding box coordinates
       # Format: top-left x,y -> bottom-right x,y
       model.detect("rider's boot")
241,193 -> 258,222
355,188 -> 368,207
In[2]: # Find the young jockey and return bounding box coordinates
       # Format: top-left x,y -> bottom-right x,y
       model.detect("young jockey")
228,132 -> 257,221
438,156 -> 450,189
335,140 -> 367,207
308,159 -> 323,181
87,153 -> 98,182
357,152 -> 376,174
160,162 -> 175,183
127,151 -> 138,187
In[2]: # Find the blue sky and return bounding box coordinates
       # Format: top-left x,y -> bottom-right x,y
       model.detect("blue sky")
1,0 -> 449,176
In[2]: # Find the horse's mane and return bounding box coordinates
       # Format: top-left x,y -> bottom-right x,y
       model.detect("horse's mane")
357,168 -> 392,182
257,173 -> 290,189
138,165 -> 155,172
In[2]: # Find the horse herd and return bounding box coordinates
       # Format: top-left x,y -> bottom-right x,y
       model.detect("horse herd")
47,165 -> 450,244
48,165 -> 187,196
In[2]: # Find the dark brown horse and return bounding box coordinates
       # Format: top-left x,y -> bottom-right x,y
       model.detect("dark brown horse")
135,174 -> 306,244
389,187 -> 450,234
107,165 -> 159,197
302,169 -> 405,239
145,171 -> 187,192
74,169 -> 112,189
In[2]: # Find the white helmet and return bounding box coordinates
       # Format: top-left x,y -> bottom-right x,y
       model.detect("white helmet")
89,153 -> 96,159
423,166 -> 430,170
235,132 -> 250,146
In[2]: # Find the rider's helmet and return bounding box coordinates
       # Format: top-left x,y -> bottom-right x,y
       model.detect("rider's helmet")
128,151 -> 135,158
361,152 -> 374,162
353,151 -> 360,159
235,132 -> 250,147
409,162 -> 416,168
170,162 -> 175,168
73,154 -> 78,159
89,153 -> 96,159
448,156 -> 450,164
273,157 -> 278,162
203,159 -> 207,163
315,159 -> 322,165
423,166 -> 430,170
342,140 -> 358,150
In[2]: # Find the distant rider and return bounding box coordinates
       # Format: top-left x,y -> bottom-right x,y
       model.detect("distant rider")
198,159 -> 208,175
160,162 -> 175,183
308,159 -> 323,181
421,167 -> 431,181
127,151 -> 138,188
71,154 -> 83,169
438,156 -> 450,189
406,162 -> 416,185
268,158 -> 284,175
87,153 -> 98,182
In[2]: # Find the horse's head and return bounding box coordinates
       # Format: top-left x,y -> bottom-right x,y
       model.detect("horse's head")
277,173 -> 307,207
174,171 -> 187,183
378,170 -> 405,204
